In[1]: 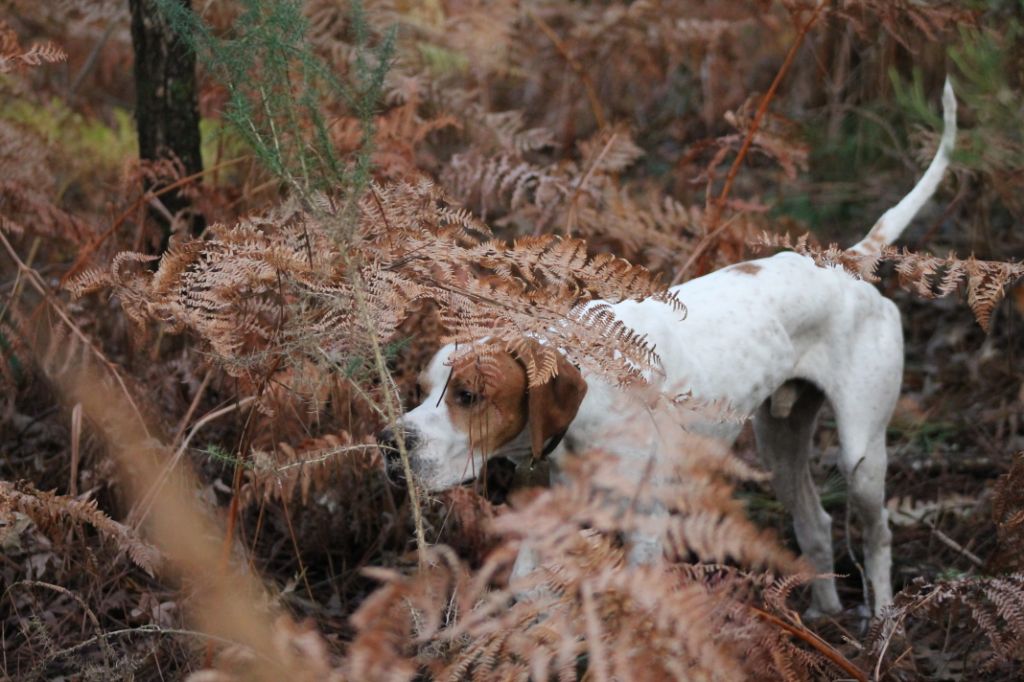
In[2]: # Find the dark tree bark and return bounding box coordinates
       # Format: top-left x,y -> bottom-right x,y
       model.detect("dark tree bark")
129,0 -> 204,243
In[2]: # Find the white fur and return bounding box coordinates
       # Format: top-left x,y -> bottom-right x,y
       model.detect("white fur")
392,80 -> 957,617
849,78 -> 956,255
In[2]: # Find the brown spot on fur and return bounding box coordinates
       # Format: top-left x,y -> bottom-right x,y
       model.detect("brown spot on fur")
732,263 -> 762,275
853,219 -> 887,254
864,222 -> 886,247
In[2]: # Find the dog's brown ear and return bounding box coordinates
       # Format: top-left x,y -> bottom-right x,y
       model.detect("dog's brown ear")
528,353 -> 587,461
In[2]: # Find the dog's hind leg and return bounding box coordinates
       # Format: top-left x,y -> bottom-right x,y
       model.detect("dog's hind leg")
831,318 -> 902,615
754,381 -> 842,616
837,426 -> 893,615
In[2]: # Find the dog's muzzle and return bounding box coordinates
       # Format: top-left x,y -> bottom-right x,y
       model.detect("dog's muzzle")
376,426 -> 419,485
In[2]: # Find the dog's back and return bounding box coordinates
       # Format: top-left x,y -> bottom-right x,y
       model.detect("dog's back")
566,80 -> 957,616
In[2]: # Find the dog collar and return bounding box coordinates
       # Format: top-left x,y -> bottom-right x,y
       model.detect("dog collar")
540,429 -> 567,459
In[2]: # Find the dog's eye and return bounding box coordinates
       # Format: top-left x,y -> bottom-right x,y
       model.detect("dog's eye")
455,389 -> 481,407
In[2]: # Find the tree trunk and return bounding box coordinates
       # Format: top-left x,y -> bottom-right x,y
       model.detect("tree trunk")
129,0 -> 204,244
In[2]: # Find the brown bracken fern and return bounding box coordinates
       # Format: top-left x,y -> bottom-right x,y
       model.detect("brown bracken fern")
0,481 -> 161,576
755,231 -> 1024,331
992,452 -> 1024,572
0,20 -> 66,73
69,180 -> 681,398
340,440 -> 851,681
865,572 -> 1024,675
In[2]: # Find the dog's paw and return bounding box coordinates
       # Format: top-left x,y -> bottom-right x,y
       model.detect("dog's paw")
802,600 -> 842,622
801,605 -> 830,622
852,603 -> 874,634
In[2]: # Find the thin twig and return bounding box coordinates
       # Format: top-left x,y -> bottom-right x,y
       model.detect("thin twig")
527,8 -> 606,129
172,368 -> 214,446
278,492 -> 316,603
690,0 -> 828,280
131,396 -> 256,529
926,521 -> 984,567
70,403 -> 82,497
0,231 -> 150,435
4,580 -> 114,669
709,1 -> 827,225
272,444 -> 378,472
750,606 -> 868,682
69,23 -> 115,96
671,214 -> 739,284
0,236 -> 39,323
214,282 -> 290,631
60,155 -> 250,286
350,192 -> 429,566
565,132 -> 617,236
49,624 -> 246,661
874,610 -> 911,681
361,281 -> 429,566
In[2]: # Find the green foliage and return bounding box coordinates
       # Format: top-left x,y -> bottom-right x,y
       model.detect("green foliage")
417,42 -> 469,78
0,98 -> 248,190
947,24 -> 1024,178
1,99 -> 137,176
888,418 -> 960,453
151,0 -> 400,420
198,118 -> 251,182
884,19 -> 1024,235
771,111 -> 895,239
338,335 -> 413,381
889,68 -> 945,130
156,0 -> 395,202
0,327 -> 23,384
202,443 -> 246,470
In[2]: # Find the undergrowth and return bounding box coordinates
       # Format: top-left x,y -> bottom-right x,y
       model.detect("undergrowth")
2,1 -> 1024,680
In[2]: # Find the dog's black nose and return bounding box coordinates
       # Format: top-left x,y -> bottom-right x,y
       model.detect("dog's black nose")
376,426 -> 418,471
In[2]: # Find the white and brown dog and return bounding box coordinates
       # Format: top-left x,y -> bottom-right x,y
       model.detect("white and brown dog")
380,81 -> 956,617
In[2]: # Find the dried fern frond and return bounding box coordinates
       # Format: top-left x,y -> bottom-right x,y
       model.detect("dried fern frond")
711,104 -> 810,184
0,180 -> 94,242
755,232 -> 1024,331
833,0 -> 974,49
74,181 -> 678,400
992,452 -> 1024,572
883,246 -> 1024,331
328,76 -> 461,181
0,481 -> 161,576
0,21 -> 67,73
0,117 -> 95,242
242,432 -> 378,507
442,149 -> 570,225
866,572 -> 1024,674
339,435 -> 851,681
8,0 -> 129,26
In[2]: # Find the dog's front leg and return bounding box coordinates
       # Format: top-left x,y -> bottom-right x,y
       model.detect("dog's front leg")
510,543 -> 540,583
621,452 -> 668,567
627,529 -> 664,566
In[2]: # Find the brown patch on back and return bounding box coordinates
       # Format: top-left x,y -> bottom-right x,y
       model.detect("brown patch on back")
445,351 -> 529,455
853,219 -> 887,254
863,228 -> 886,251
731,262 -> 762,275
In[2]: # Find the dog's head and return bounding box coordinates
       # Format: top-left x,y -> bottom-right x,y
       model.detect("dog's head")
378,343 -> 587,491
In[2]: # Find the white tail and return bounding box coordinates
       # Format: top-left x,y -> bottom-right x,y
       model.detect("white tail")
849,78 -> 957,255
